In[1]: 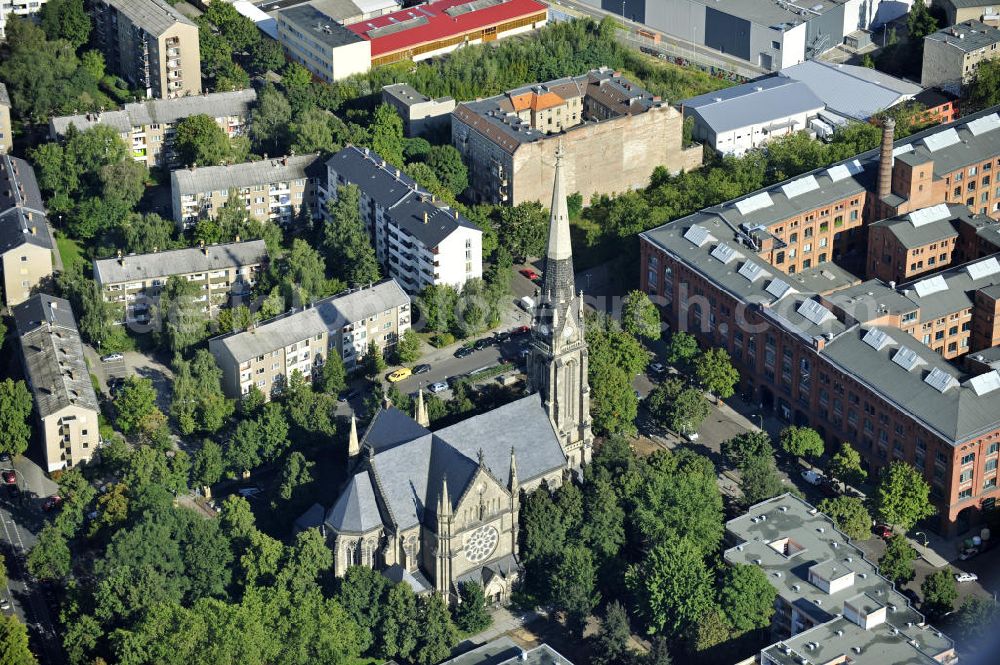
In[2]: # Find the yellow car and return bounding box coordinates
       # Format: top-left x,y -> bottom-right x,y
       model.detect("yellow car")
387,367 -> 412,383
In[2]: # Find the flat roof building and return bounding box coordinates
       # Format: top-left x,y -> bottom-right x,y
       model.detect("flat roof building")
780,60 -> 923,121
922,20 -> 1000,92
382,83 -> 455,138
170,154 -> 325,227
92,0 -> 202,99
0,155 -> 55,307
13,295 -> 100,472
439,637 -> 574,665
727,495 -> 956,665
936,0 -> 1000,28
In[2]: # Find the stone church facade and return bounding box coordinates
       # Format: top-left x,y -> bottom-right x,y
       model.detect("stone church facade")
321,149 -> 591,603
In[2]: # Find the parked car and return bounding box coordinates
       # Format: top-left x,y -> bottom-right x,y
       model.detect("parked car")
648,362 -> 666,376
517,296 -> 536,313
42,496 -> 63,512
237,487 -> 262,498
473,337 -> 492,351
413,364 -> 431,375
1,470 -> 15,485
454,346 -> 474,359
338,389 -> 360,402
429,382 -> 448,394
0,598 -> 9,611
801,469 -> 823,485
519,268 -> 539,281
387,367 -> 412,383
511,325 -> 530,336
873,524 -> 893,539
100,353 -> 124,363
0,453 -> 9,463
955,572 -> 979,583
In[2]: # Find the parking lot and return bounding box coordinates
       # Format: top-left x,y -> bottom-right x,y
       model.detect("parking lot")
87,348 -> 174,411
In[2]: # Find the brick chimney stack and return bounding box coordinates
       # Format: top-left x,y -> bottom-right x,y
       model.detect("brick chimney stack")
878,117 -> 896,203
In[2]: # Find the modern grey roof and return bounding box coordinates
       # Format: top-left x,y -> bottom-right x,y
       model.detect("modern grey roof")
101,0 -> 195,35
13,295 -> 100,418
325,394 -> 566,533
0,155 -> 55,255
926,20 -> 1000,53
209,307 -> 327,363
50,89 -> 258,138
682,77 -> 825,134
440,637 -> 573,665
314,278 -> 409,329
780,60 -> 921,120
0,82 -> 9,107
276,4 -> 366,48
93,240 -> 268,285
898,256 -> 1000,321
824,279 -> 920,321
171,155 -> 323,194
785,262 -> 859,296
383,83 -> 454,107
728,495 -> 953,665
687,0 -> 852,27
868,202 -> 966,249
327,145 -> 480,248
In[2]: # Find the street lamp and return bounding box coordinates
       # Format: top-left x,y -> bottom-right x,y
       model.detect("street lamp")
621,0 -> 626,28
753,413 -> 763,430
913,531 -> 929,547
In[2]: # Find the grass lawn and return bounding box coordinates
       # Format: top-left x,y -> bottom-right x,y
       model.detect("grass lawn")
55,233 -> 86,275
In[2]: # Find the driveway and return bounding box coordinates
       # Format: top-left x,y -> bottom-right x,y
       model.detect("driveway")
86,347 -> 174,411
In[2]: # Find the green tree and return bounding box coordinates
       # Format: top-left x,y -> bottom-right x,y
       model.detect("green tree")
875,461 -> 935,530
907,0 -> 938,41
323,184 -> 381,286
721,430 -> 772,469
251,84 -> 292,154
567,192 -> 584,218
278,451 -> 315,501
203,1 -> 259,50
380,581 -> 420,660
170,351 -> 234,435
0,379 -> 32,458
156,274 -> 209,354
861,53 -> 875,68
0,613 -> 36,665
921,569 -> 957,620
396,328 -> 422,364
550,545 -> 599,637
693,608 -> 732,653
580,477 -> 626,563
591,601 -> 633,665
369,103 -> 405,166
249,38 -> 287,76
114,376 -> 158,435
589,359 -> 639,436
192,439 -> 225,489
653,386 -> 709,436
693,347 -> 738,399
39,0 -> 91,47
281,238 -> 333,304
968,59 -> 1000,111
418,283 -> 459,334
621,290 -> 661,340
829,441 -> 866,488
878,534 -> 917,586
174,114 -> 233,166
425,144 -> 468,196
719,564 -> 777,633
290,107 -> 339,155
26,523 -> 71,580
414,593 -> 458,665
453,581 -> 492,634
954,596 -> 999,648
665,331 -> 699,367
495,201 -> 547,261
281,62 -> 313,90
318,352 -> 347,395
739,451 -> 784,506
817,496 -> 872,542
779,425 -> 825,460
363,341 -> 387,378
626,537 -> 714,637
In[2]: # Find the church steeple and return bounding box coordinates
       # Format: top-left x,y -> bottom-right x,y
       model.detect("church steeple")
414,388 -> 429,428
540,142 -> 576,310
348,414 -> 360,458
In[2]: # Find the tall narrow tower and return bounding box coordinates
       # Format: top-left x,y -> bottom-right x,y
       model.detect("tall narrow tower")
527,144 -> 593,468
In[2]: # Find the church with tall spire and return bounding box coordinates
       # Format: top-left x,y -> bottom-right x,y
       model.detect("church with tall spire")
311,148 -> 593,604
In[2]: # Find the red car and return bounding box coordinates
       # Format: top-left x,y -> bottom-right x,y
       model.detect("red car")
42,496 -> 63,512
512,325 -> 530,336
1,470 -> 15,485
519,268 -> 539,281
873,524 -> 893,539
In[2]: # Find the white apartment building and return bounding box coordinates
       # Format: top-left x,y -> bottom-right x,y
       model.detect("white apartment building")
324,146 -> 482,293
314,279 -> 411,371
0,0 -> 49,40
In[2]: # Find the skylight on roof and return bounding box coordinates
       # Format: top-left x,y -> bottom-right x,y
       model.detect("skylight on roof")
826,159 -> 863,182
966,113 -> 1000,136
966,257 -> 1000,281
908,203 -> 952,228
734,191 -> 774,216
765,278 -> 794,300
738,261 -> 768,283
710,243 -> 743,265
892,346 -> 925,372
780,175 -> 820,199
966,370 -> 1000,396
797,299 -> 834,325
683,225 -> 715,247
923,127 -> 961,153
924,366 -> 958,393
892,144 -> 914,157
913,274 -> 948,297
862,328 -> 895,351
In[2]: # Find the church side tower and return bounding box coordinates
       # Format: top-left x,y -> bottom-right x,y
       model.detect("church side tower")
527,144 -> 593,468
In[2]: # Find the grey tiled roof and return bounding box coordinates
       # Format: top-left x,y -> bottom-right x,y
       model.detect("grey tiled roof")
683,77 -> 825,134
0,155 -> 54,254
440,637 -> 574,665
383,83 -> 454,108
209,307 -> 327,363
101,0 -> 195,35
171,154 -> 323,194
93,240 -> 268,285
780,60 -> 920,120
326,471 -> 383,534
867,202 -> 966,249
926,20 -> 1000,53
50,89 -> 258,137
277,4 -> 365,48
313,279 -> 409,330
898,256 -> 1000,320
13,295 -> 100,418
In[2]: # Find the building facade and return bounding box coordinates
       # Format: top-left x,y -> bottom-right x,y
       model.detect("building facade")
91,0 -> 202,99
170,154 -> 324,228
324,146 -> 482,292
453,68 -> 702,206
209,308 -> 329,399
0,82 -> 11,153
382,83 -> 455,138
13,295 -> 101,473
314,279 -> 411,372
49,89 -> 257,168
275,4 -> 373,84
318,163 -> 590,602
937,0 -> 1000,26
921,20 -> 1000,92
0,155 -> 55,307
639,108 -> 1000,535
0,0 -> 49,40
727,495 -> 956,665
93,240 -> 268,324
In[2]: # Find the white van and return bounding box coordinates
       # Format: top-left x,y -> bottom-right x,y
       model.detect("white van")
518,296 -> 535,312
